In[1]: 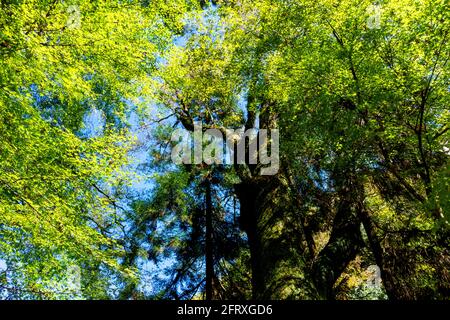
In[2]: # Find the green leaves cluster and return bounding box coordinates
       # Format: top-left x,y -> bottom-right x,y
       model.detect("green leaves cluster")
0,0 -> 188,298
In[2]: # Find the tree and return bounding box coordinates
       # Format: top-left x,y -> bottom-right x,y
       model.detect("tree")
0,0 -> 187,298
1,0 -> 448,300
152,0 -> 450,299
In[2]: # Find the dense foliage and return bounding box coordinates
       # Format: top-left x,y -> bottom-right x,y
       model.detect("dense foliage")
0,0 -> 448,300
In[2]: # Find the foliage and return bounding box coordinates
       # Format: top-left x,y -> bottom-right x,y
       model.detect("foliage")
0,0 -> 449,300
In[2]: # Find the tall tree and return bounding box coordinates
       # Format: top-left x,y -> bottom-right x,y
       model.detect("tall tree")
153,0 -> 449,299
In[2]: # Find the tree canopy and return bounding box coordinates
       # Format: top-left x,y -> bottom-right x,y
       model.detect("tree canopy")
0,0 -> 449,300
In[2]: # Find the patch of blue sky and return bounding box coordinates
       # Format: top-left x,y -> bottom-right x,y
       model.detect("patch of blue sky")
79,107 -> 106,138
136,256 -> 178,297
0,259 -> 6,272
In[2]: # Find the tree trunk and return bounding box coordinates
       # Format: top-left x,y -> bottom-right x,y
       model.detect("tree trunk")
205,178 -> 214,300
311,175 -> 364,299
235,175 -> 317,299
